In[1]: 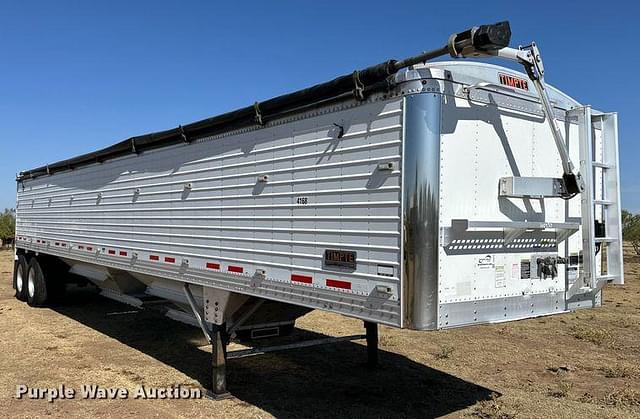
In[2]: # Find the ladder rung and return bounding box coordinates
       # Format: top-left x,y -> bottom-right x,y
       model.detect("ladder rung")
592,162 -> 612,169
593,200 -> 613,206
595,237 -> 617,243
597,274 -> 619,282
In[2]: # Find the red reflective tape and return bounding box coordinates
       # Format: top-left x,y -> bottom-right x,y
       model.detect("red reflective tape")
108,249 -> 116,255
86,246 -> 93,251
61,243 -> 67,247
228,265 -> 243,273
78,245 -> 84,249
119,251 -> 128,257
326,279 -> 351,290
55,242 -> 60,246
206,262 -> 220,270
164,257 -> 176,263
291,274 -> 312,284
149,255 -> 159,261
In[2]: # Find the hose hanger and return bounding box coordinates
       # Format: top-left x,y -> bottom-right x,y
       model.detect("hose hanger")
254,101 -> 264,126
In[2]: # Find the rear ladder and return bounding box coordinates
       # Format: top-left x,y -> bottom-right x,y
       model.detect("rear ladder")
568,106 -> 624,299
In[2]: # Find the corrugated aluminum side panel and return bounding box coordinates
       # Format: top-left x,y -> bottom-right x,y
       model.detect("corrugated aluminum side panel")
15,97 -> 404,326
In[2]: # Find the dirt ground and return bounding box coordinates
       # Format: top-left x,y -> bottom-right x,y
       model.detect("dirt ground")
0,247 -> 638,419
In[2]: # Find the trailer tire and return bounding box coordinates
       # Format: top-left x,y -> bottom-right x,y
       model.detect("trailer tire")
26,258 -> 48,307
13,255 -> 29,301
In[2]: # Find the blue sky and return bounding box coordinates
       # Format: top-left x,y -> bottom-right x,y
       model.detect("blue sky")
0,1 -> 638,211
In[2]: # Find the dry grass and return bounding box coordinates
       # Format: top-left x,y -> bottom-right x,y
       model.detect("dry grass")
600,365 -> 638,379
569,325 -> 613,345
602,388 -> 640,407
472,393 -> 516,419
434,344 -> 455,360
548,379 -> 574,399
378,334 -> 397,347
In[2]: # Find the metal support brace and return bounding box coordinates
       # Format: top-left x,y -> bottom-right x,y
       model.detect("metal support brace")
499,176 -> 567,198
227,334 -> 366,359
182,283 -> 212,343
364,321 -> 378,367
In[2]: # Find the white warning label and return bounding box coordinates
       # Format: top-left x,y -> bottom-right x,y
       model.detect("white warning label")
511,263 -> 520,280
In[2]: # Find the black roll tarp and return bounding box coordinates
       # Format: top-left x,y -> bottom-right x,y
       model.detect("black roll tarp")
18,60 -> 399,181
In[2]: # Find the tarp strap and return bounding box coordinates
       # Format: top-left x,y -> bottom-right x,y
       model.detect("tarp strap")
253,102 -> 264,126
179,125 -> 189,143
352,70 -> 365,101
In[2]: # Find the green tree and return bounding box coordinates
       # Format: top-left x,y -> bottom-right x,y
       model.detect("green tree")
0,208 -> 16,242
622,209 -> 640,255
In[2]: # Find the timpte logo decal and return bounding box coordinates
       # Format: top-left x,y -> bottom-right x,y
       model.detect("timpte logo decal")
324,249 -> 357,270
498,73 -> 529,91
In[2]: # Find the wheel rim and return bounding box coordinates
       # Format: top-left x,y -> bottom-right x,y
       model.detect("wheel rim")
28,268 -> 36,298
16,268 -> 23,293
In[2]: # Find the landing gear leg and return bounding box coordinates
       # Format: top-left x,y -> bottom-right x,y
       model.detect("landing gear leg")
364,321 -> 378,367
210,323 -> 230,398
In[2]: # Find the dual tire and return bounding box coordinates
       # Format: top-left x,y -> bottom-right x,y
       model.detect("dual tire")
13,255 -> 65,307
26,257 -> 49,307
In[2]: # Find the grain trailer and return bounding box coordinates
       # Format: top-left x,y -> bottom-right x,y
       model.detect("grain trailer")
13,21 -> 623,395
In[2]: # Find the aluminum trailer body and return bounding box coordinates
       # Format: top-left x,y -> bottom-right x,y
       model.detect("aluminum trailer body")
14,61 -> 622,329
12,22 -> 623,394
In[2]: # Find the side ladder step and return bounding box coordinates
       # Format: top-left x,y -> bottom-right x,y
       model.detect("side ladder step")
594,237 -> 617,243
592,162 -> 612,169
597,274 -> 620,282
593,199 -> 614,206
